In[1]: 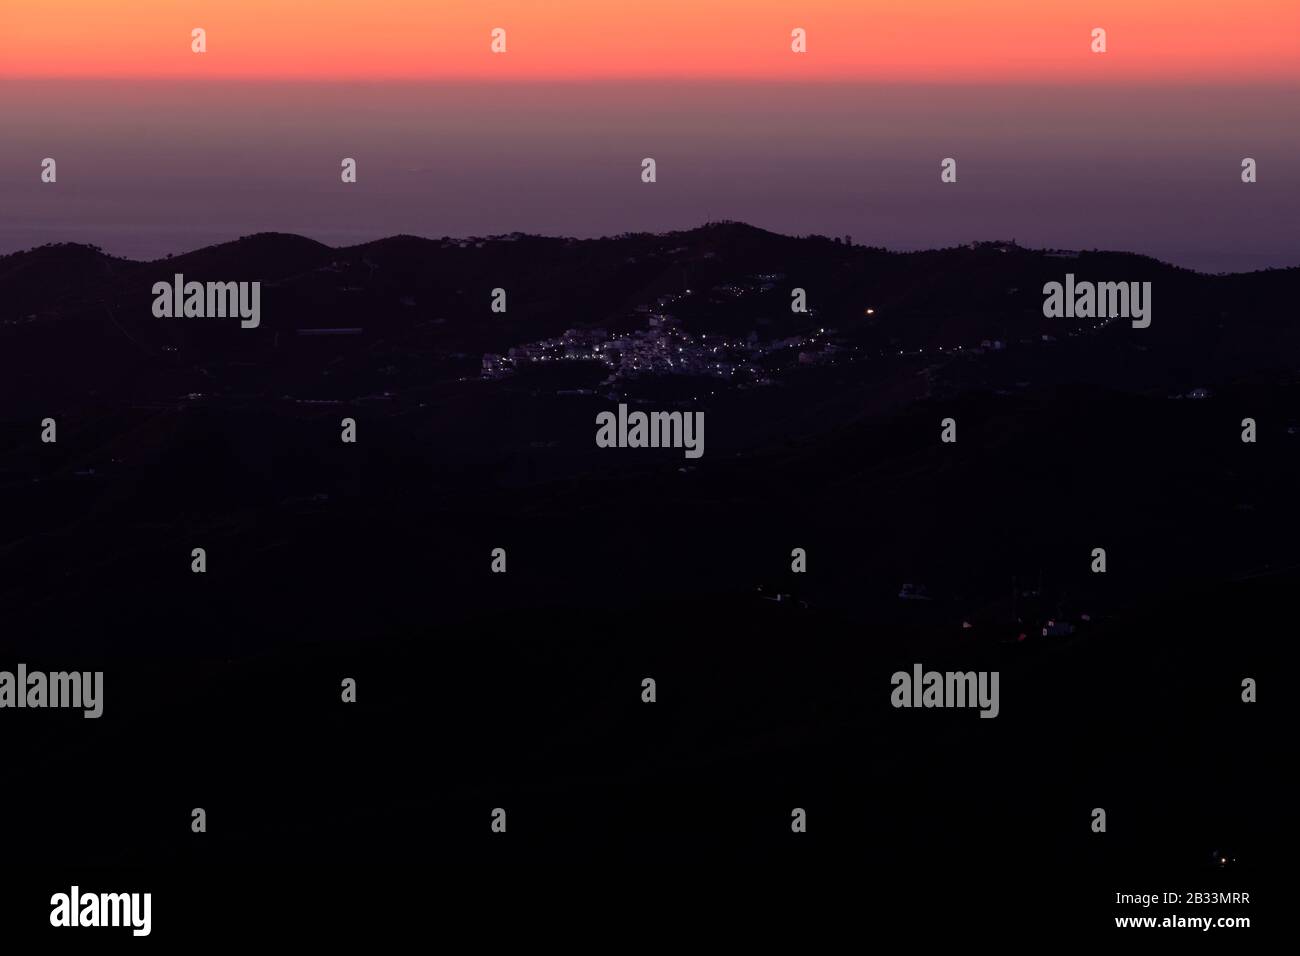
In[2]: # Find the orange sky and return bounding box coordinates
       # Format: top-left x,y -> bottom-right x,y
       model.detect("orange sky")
2,0 -> 1298,82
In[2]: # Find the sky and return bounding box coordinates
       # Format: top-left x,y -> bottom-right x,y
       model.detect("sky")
4,0 -> 1298,82
1,1 -> 1296,270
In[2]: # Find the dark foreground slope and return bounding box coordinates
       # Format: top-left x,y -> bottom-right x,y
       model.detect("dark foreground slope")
0,226 -> 1291,928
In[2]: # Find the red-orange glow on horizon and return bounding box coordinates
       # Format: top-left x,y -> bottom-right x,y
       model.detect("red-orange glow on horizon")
2,0 -> 1298,82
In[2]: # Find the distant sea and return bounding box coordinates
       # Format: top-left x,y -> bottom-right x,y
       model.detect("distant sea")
2,79 -> 1297,273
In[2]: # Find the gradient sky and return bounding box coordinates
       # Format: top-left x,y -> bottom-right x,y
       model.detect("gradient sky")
2,2 -> 1296,270
3,0 -> 1299,81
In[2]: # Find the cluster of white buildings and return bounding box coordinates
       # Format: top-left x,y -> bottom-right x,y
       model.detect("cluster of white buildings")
482,315 -> 773,388
481,271 -> 859,389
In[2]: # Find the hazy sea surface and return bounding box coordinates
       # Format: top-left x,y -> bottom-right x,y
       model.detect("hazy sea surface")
2,80 -> 1297,272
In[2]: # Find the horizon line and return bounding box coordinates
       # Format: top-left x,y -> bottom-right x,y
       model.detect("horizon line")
7,225 -> 1296,278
